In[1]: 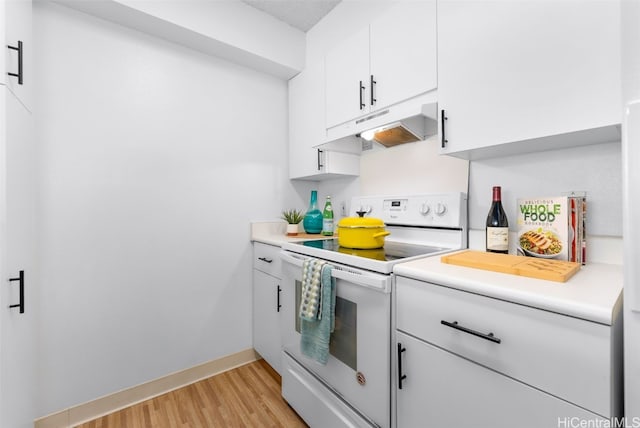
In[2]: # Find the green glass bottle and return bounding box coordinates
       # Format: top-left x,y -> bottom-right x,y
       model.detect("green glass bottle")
322,196 -> 334,236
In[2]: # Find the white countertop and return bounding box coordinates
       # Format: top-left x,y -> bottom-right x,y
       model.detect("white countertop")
393,251 -> 623,325
250,221 -> 330,247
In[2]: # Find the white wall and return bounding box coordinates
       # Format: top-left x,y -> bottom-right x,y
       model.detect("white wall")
317,137 -> 470,218
469,141 -> 622,236
54,0 -> 306,78
34,1 -> 310,416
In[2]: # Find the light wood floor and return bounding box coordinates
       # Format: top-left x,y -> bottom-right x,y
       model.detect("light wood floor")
76,359 -> 308,428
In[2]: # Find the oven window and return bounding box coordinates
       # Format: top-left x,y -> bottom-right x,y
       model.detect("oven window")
295,280 -> 357,371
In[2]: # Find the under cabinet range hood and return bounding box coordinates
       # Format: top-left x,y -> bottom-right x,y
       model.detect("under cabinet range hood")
358,116 -> 427,147
323,92 -> 439,149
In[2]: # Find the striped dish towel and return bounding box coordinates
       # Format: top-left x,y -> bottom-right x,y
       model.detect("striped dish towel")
300,261 -> 335,365
299,259 -> 327,321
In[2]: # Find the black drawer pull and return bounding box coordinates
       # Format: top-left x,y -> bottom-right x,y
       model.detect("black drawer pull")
8,270 -> 25,314
397,343 -> 407,389
258,257 -> 273,263
7,41 -> 24,85
277,285 -> 282,312
441,320 -> 501,344
441,109 -> 448,148
370,74 -> 376,106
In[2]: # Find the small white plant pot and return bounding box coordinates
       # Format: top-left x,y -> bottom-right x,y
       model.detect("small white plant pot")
286,223 -> 299,236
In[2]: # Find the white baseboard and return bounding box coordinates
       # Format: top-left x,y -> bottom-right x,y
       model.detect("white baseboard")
34,348 -> 260,428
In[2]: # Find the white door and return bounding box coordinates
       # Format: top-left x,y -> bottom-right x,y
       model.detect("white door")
252,269 -> 282,374
0,88 -> 37,428
369,0 -> 437,111
438,0 -> 620,155
325,26 -> 370,129
622,0 -> 640,418
395,331 -> 604,428
3,0 -> 33,111
289,65 -> 325,179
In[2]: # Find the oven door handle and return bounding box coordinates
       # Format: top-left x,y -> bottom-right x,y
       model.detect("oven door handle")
280,251 -> 390,292
280,251 -> 306,268
330,269 -> 388,291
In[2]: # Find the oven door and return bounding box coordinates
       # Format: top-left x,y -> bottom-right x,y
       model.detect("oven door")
280,250 -> 392,428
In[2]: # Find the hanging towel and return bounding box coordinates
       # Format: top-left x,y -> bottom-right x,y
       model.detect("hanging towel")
300,261 -> 336,365
299,258 -> 327,321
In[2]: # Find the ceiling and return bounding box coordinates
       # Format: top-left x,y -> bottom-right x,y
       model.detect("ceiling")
240,0 -> 341,32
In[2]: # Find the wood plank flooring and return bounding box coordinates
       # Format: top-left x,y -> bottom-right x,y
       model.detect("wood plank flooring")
76,359 -> 307,428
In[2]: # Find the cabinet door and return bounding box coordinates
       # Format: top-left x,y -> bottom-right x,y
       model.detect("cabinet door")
289,66 -> 325,179
369,0 -> 436,111
289,64 -> 360,180
252,269 -> 282,374
3,0 -> 33,111
325,26 -> 370,129
438,0 -> 620,156
396,332 -> 603,428
1,89 -> 37,428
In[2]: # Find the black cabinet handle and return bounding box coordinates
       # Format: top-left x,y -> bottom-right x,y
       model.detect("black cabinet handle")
7,41 -> 24,85
441,109 -> 448,148
359,80 -> 365,110
370,75 -> 376,106
277,285 -> 282,312
317,149 -> 324,171
8,270 -> 25,314
441,320 -> 501,344
258,257 -> 273,263
397,343 -> 407,389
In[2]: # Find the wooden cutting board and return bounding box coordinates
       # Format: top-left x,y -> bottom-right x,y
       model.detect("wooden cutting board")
441,250 -> 580,283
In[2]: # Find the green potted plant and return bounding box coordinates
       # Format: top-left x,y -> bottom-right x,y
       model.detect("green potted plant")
282,209 -> 305,236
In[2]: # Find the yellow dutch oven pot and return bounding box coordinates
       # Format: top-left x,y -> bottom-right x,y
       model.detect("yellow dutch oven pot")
337,217 -> 391,249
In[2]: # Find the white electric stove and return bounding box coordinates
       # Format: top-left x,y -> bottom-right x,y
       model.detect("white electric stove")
279,193 -> 467,428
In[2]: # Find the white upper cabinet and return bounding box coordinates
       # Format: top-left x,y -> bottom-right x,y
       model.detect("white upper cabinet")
438,0 -> 621,159
369,1 -> 437,115
2,0 -> 32,111
325,0 -> 437,129
289,66 -> 324,179
325,27 -> 370,129
289,61 -> 360,180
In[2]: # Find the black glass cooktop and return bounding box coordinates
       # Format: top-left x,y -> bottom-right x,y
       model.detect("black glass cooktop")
293,238 -> 446,262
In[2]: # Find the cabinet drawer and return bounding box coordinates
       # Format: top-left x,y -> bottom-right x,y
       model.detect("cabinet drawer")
253,242 -> 281,278
396,331 -> 604,428
396,277 -> 614,417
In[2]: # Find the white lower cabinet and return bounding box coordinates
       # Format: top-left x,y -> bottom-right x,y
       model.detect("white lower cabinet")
396,331 -> 603,428
395,276 -> 622,427
252,243 -> 283,373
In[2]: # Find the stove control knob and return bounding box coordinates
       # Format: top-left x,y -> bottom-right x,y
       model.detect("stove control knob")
435,202 -> 447,216
419,203 -> 431,215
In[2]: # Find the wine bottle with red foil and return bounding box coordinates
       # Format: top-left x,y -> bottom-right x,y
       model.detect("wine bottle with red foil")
486,186 -> 509,253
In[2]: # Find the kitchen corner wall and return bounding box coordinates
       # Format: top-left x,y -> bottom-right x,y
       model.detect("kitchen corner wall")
34,1 -> 311,417
319,140 -> 622,238
317,137 -> 470,218
469,141 -> 622,237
